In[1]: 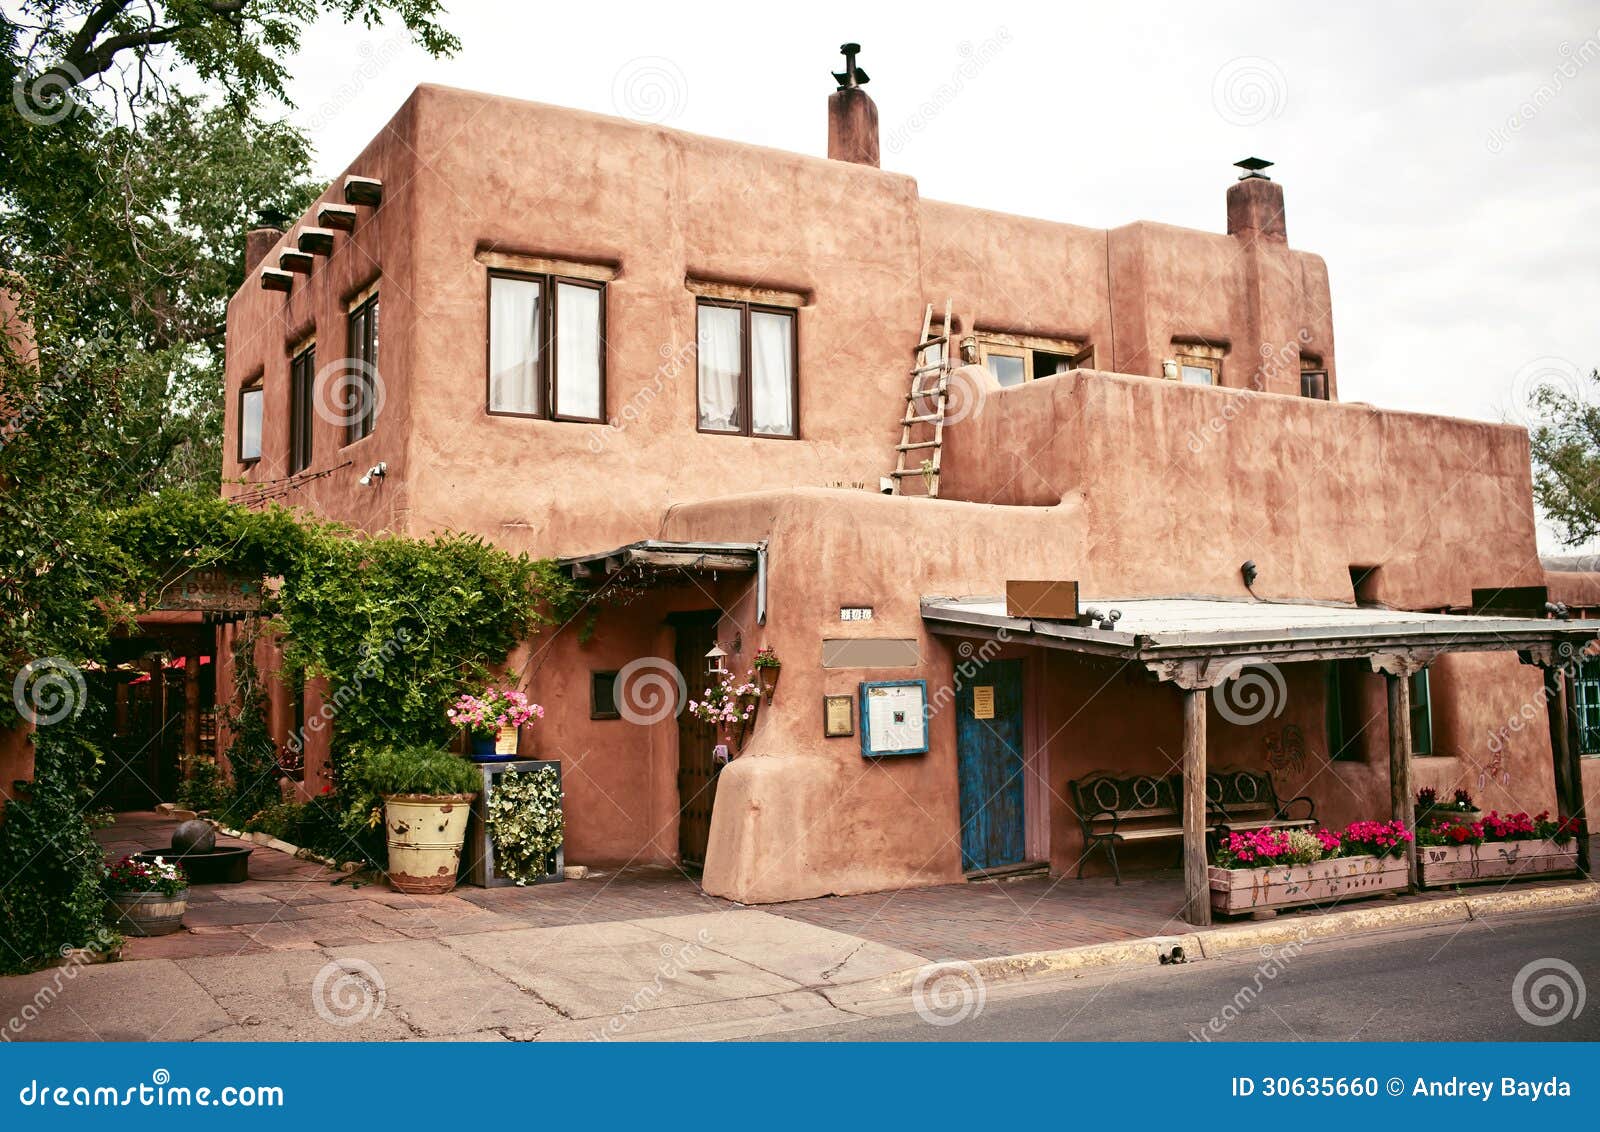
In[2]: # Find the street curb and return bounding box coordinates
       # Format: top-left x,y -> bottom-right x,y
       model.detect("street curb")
826,880 -> 1600,1008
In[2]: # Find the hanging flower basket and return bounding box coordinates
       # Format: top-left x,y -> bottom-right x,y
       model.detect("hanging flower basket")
753,647 -> 782,704
689,670 -> 761,752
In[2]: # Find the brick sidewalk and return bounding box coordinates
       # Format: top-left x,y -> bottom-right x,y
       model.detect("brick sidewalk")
99,811 -> 1596,964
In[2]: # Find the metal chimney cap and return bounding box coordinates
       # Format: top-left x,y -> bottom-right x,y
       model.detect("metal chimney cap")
253,206 -> 290,230
833,42 -> 870,90
1234,157 -> 1274,181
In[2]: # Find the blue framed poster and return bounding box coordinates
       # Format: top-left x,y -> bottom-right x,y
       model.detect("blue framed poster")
859,679 -> 929,757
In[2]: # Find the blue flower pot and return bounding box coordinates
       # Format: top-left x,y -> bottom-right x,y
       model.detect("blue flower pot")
469,735 -> 515,762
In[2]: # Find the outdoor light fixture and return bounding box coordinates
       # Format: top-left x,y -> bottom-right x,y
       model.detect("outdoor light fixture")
1241,560 -> 1259,588
1162,359 -> 1178,380
358,461 -> 387,486
704,642 -> 729,676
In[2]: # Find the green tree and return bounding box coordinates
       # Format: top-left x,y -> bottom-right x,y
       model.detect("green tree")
1530,369 -> 1600,547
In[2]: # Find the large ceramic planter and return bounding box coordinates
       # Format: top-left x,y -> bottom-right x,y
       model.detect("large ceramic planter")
383,793 -> 476,894
1209,854 -> 1408,916
105,889 -> 188,936
1419,838 -> 1578,888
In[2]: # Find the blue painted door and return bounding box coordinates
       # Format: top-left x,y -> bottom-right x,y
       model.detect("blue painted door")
957,658 -> 1026,872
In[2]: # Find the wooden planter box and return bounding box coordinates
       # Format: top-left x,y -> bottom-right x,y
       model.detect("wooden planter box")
1209,854 -> 1408,916
1418,838 -> 1578,888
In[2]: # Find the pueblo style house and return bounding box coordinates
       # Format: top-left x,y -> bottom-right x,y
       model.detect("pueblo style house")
221,57 -> 1597,923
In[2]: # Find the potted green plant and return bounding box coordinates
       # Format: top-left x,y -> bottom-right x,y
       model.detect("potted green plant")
361,745 -> 482,894
449,687 -> 545,762
104,854 -> 188,936
752,646 -> 782,704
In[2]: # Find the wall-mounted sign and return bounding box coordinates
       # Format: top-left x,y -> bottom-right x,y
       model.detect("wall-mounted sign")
154,567 -> 264,614
823,694 -> 854,738
839,606 -> 874,622
972,685 -> 995,720
859,680 -> 929,758
822,638 -> 919,668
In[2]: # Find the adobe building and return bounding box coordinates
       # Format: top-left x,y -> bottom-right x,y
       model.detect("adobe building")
219,52 -> 1597,924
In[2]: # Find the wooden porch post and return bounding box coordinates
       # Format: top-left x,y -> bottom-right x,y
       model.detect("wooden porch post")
182,652 -> 201,779
1553,666 -> 1591,875
1385,669 -> 1417,888
1182,686 -> 1211,927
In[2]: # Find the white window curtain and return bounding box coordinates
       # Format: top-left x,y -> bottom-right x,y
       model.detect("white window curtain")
239,388 -> 263,460
489,276 -> 543,414
697,304 -> 742,432
554,282 -> 602,420
750,310 -> 795,436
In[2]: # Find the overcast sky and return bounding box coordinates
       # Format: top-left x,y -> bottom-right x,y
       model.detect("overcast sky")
278,0 -> 1600,546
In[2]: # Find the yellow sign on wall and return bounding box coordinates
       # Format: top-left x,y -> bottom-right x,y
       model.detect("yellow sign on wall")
973,686 -> 995,720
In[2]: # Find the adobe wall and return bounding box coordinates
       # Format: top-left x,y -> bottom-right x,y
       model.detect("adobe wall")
940,370 -> 1543,608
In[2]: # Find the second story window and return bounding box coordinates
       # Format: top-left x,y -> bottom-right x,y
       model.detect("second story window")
696,299 -> 797,438
488,272 -> 605,422
971,334 -> 1093,389
238,383 -> 263,464
346,292 -> 379,444
289,343 -> 315,474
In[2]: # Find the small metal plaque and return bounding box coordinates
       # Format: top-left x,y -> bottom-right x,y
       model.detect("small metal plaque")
823,694 -> 854,738
839,606 -> 874,622
972,685 -> 995,720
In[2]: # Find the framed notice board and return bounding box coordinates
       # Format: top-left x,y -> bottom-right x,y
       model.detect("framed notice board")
859,680 -> 929,758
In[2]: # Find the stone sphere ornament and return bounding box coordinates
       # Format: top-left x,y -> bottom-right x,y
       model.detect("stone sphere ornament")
171,819 -> 217,855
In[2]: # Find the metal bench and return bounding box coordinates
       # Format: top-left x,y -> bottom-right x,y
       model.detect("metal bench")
1069,769 -> 1316,884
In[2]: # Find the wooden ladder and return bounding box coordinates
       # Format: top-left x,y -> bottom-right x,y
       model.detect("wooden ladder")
891,300 -> 952,497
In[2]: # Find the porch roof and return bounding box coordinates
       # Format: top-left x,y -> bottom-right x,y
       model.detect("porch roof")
921,595 -> 1596,684
555,540 -> 763,580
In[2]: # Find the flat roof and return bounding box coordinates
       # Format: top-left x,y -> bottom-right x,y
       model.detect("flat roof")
922,595 -> 1596,672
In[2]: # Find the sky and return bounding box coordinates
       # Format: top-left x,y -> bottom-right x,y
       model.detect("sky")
274,0 -> 1600,545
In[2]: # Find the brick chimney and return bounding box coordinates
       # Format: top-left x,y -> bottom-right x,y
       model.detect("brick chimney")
1226,158 -> 1286,242
827,43 -> 879,167
244,208 -> 288,274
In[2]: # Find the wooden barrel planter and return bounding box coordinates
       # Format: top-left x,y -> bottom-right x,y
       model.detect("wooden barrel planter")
105,889 -> 188,937
1209,854 -> 1408,916
1419,839 -> 1578,888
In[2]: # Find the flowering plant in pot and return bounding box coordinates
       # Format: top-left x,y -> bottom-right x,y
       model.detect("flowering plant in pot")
1416,786 -> 1480,826
449,687 -> 545,762
360,745 -> 482,895
104,854 -> 188,937
688,670 -> 761,747
752,646 -> 782,703
1207,820 -> 1410,915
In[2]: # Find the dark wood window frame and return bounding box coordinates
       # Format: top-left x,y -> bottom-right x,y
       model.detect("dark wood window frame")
485,270 -> 607,423
1409,668 -> 1435,756
345,292 -> 379,445
237,382 -> 264,465
590,670 -> 621,720
1575,657 -> 1600,756
695,297 -> 800,439
289,342 -> 315,474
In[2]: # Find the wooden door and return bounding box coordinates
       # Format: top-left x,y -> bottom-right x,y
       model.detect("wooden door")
957,658 -> 1026,872
673,612 -> 721,867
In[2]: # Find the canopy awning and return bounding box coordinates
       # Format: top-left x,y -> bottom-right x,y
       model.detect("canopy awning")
555,540 -> 767,623
922,595 -> 1597,686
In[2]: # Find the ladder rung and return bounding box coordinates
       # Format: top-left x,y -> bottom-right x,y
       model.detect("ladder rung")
897,441 -> 940,452
915,335 -> 949,348
903,413 -> 942,424
891,469 -> 940,477
906,387 -> 946,400
911,362 -> 945,375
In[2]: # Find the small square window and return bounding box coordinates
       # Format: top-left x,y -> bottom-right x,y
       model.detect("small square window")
591,670 -> 620,720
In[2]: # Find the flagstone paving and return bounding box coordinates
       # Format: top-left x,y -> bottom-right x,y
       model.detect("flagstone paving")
0,811 -> 1590,1041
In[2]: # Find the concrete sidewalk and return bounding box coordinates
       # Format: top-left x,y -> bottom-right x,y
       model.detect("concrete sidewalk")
0,812 -> 1594,1042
